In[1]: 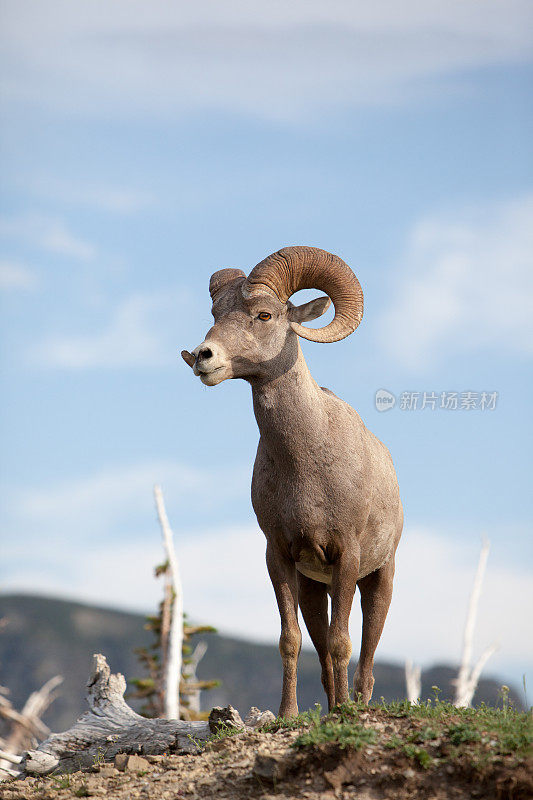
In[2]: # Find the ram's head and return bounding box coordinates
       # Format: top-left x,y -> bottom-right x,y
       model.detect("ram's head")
182,246 -> 364,385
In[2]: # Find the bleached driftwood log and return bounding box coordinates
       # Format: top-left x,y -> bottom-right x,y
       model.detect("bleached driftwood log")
21,654 -> 271,777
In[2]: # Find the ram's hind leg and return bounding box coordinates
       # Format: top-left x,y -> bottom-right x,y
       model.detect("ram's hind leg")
354,556 -> 395,704
297,573 -> 335,711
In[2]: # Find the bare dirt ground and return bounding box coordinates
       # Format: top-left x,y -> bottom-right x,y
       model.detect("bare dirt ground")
3,706 -> 531,800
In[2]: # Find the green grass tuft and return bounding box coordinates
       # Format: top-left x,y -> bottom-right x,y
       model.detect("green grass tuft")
208,721 -> 243,742
402,743 -> 433,769
447,722 -> 481,745
294,719 -> 377,750
263,703 -> 323,733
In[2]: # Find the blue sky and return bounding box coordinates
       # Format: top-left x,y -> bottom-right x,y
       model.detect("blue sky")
1,2 -> 532,691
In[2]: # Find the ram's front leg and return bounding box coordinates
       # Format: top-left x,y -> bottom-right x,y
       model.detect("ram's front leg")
328,549 -> 359,706
266,542 -> 301,718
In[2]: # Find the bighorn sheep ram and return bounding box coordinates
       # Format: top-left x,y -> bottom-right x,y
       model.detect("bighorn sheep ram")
182,246 -> 403,718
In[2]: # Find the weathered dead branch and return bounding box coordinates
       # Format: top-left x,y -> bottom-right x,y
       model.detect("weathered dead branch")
20,654 -> 273,777
154,483 -> 184,719
454,538 -> 499,707
405,660 -> 421,704
181,641 -> 208,715
0,675 -> 62,779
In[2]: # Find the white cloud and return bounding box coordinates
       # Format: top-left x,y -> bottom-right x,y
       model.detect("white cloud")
1,1 -> 531,121
24,176 -> 154,214
2,523 -> 531,686
1,459 -> 254,626
40,222 -> 95,261
7,459 -> 248,536
32,289 -> 192,368
0,260 -> 38,290
378,195 -> 533,369
0,214 -> 95,261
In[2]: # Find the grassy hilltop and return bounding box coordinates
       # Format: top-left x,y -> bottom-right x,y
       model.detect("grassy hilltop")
3,696 -> 531,800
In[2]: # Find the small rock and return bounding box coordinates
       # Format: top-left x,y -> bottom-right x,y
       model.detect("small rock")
244,707 -> 276,729
403,767 -> 416,779
114,753 -> 150,772
114,753 -> 128,771
252,753 -> 287,782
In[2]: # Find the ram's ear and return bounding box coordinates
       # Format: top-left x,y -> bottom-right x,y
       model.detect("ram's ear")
288,295 -> 331,324
181,350 -> 196,368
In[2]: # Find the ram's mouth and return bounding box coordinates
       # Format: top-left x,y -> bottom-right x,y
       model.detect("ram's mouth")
198,366 -> 226,385
193,362 -> 222,376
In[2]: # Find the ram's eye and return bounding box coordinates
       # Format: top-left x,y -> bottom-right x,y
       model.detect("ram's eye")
257,312 -> 272,321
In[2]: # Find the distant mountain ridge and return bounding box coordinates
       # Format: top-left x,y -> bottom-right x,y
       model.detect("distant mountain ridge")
0,594 -> 521,732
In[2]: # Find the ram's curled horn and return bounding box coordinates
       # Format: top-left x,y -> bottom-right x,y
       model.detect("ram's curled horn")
209,268 -> 246,301
242,246 -> 364,343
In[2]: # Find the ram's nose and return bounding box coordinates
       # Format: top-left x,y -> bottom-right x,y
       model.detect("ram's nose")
182,340 -> 227,376
191,341 -> 220,374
